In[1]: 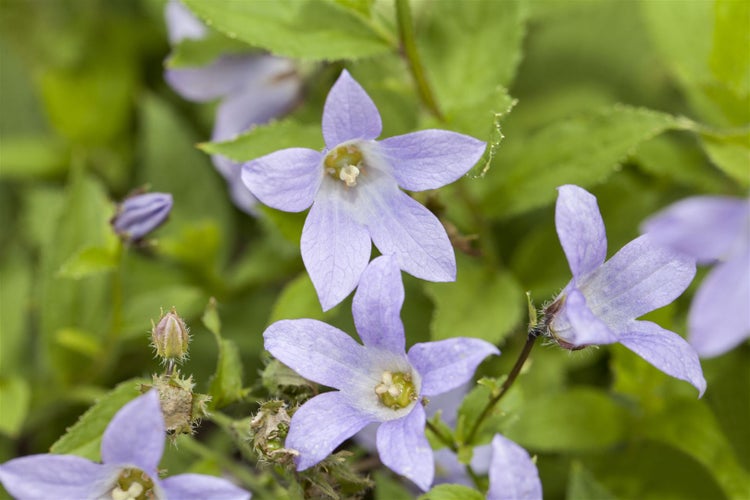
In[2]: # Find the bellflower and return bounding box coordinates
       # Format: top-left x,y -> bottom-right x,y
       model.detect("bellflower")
545,185 -> 706,395
242,70 -> 486,310
0,390 -> 250,500
642,196 -> 750,358
112,192 -> 173,242
164,0 -> 301,214
478,434 -> 542,500
263,256 -> 498,490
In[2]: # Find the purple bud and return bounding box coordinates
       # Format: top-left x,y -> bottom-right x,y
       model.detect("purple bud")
112,192 -> 173,241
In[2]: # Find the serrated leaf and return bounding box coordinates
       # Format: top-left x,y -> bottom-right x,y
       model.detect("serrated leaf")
166,31 -> 251,69
205,300 -> 245,408
424,255 -> 524,343
57,245 -> 119,279
419,484 -> 484,500
182,0 -> 393,61
50,379 -> 147,460
504,388 -> 628,453
478,105 -> 694,219
0,376 -> 30,437
200,118 -> 323,163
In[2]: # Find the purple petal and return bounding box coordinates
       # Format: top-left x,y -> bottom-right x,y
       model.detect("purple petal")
433,448 -> 473,486
408,338 -> 498,397
363,177 -> 455,282
642,196 -> 750,264
211,57 -> 300,142
165,55 -> 264,103
263,319 -> 370,390
379,130 -> 485,191
549,287 -> 619,347
619,320 -> 706,396
301,185 -> 371,310
241,148 -> 322,212
164,0 -> 207,45
101,390 -> 164,473
353,255 -> 406,353
581,234 -> 696,325
555,185 -> 607,279
161,473 -> 251,500
286,392 -> 374,470
376,404 -> 433,491
425,382 -> 471,425
689,254 -> 750,358
487,434 -> 543,500
322,70 -> 382,148
0,455 -> 118,499
212,154 -> 259,215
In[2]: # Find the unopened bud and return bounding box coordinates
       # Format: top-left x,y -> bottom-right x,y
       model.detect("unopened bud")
112,192 -> 173,242
151,308 -> 190,363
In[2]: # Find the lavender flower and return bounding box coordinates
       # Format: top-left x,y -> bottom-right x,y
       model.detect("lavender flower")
112,192 -> 173,242
164,1 -> 301,214
263,255 -> 498,490
642,196 -> 750,358
479,434 -> 542,500
545,185 -> 706,395
0,390 -> 250,500
242,70 -> 486,310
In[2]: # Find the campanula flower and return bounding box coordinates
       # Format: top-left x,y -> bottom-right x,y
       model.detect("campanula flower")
0,390 -> 250,500
242,70 -> 486,310
164,0 -> 301,214
263,256 -> 498,490
480,434 -> 542,500
642,196 -> 750,358
112,192 -> 173,242
545,185 -> 705,395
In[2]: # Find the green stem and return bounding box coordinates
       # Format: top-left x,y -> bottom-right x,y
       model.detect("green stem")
425,420 -> 457,453
395,0 -> 443,120
465,331 -> 538,444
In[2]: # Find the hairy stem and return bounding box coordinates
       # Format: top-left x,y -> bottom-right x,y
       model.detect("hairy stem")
395,0 -> 443,120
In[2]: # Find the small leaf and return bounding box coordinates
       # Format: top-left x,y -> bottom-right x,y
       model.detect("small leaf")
0,135 -> 68,179
182,0 -> 393,61
205,299 -> 245,408
424,255 -> 524,344
0,376 -> 31,437
166,32 -> 252,69
270,272 -> 336,324
567,462 -> 617,500
51,378 -> 147,460
418,484 -> 484,500
199,118 -> 323,163
57,245 -> 119,279
700,131 -> 750,187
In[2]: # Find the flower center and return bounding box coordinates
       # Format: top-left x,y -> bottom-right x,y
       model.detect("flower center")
374,371 -> 417,410
323,144 -> 364,187
111,468 -> 156,500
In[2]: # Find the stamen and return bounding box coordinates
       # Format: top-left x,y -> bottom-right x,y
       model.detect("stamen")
374,370 -> 417,410
339,165 -> 360,186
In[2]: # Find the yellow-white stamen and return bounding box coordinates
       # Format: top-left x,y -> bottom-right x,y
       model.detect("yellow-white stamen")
339,164 -> 360,187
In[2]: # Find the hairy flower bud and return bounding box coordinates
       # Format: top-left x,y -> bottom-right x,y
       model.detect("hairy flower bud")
112,192 -> 173,242
151,308 -> 190,364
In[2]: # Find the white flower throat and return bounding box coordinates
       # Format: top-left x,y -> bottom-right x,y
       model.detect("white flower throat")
324,144 -> 364,187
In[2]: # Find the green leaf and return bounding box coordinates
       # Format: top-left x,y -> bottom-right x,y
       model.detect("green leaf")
57,245 -> 119,279
199,118 -> 323,163
419,484 -> 484,500
166,31 -> 252,69
418,0 -> 527,110
50,378 -> 147,460
643,399 -> 750,499
204,299 -> 245,408
54,328 -> 102,359
710,0 -> 750,95
0,135 -> 68,179
504,388 -> 628,453
181,0 -> 393,61
0,246 -> 32,376
121,283 -> 206,340
424,255 -> 524,343
374,471 -> 413,500
567,462 -> 617,500
478,105 -> 694,219
700,131 -> 750,187
269,272 -> 335,324
0,376 -> 30,437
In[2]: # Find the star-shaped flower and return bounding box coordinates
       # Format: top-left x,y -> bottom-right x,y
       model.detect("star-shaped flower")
545,185 -> 705,395
472,434 -> 542,500
0,390 -> 250,500
263,255 -> 498,490
642,195 -> 750,358
242,70 -> 486,310
164,0 -> 301,214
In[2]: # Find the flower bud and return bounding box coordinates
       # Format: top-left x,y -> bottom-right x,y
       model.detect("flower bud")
151,308 -> 190,363
112,192 -> 173,242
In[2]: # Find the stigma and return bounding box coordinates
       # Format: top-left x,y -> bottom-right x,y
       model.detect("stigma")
324,144 -> 364,187
374,370 -> 417,410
